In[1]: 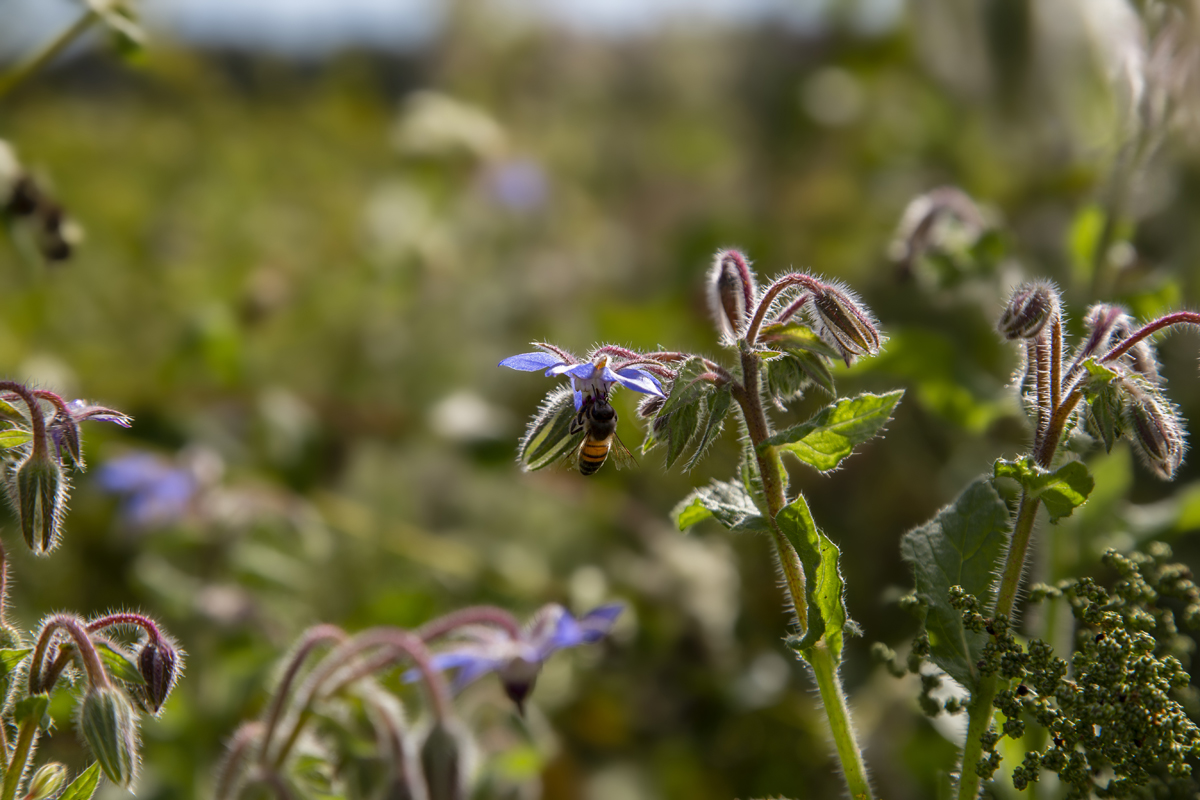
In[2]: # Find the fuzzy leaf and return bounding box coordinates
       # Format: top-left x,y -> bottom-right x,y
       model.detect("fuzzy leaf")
58,763 -> 102,800
993,458 -> 1095,523
777,495 -> 847,658
900,479 -> 1010,691
684,388 -> 732,471
664,399 -> 700,469
758,322 -> 841,358
0,647 -> 32,676
0,399 -> 23,420
740,437 -> 771,515
764,390 -> 904,472
518,387 -> 584,471
659,356 -> 713,417
673,480 -> 770,533
95,641 -> 146,686
0,429 -> 31,450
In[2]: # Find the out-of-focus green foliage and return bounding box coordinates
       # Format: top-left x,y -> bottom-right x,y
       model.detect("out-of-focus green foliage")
3,1 -> 1200,798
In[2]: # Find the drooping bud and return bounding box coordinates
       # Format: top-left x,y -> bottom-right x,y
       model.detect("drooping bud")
25,762 -> 68,800
136,638 -> 180,714
1122,379 -> 1186,480
708,250 -> 757,343
1078,304 -> 1161,383
809,282 -> 883,366
48,414 -> 84,470
9,453 -> 67,554
79,686 -> 139,788
498,657 -> 541,716
420,720 -> 468,800
998,282 -> 1059,340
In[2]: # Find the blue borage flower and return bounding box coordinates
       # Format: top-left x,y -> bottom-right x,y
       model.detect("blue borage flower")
500,345 -> 664,410
411,603 -> 623,712
95,452 -> 198,529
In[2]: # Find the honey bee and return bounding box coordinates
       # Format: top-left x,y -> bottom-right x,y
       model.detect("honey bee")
569,390 -> 636,475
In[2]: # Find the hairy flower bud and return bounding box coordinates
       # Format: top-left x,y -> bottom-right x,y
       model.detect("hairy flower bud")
8,453 -> 67,555
136,639 -> 180,714
79,687 -> 139,788
1079,304 -> 1160,383
1122,380 -> 1186,480
420,720 -> 467,800
637,393 -> 665,419
998,282 -> 1059,340
708,249 -> 757,343
810,283 -> 883,366
25,762 -> 67,800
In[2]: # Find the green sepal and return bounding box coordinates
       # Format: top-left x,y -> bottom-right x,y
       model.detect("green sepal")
0,429 -> 31,450
672,480 -> 770,533
763,390 -> 904,472
15,693 -> 50,728
664,399 -> 700,469
58,763 -> 102,800
658,357 -> 712,417
777,495 -> 847,658
0,647 -> 33,677
79,687 -> 139,788
900,479 -> 1010,691
517,387 -> 584,471
94,641 -> 146,686
993,457 -> 1095,523
759,323 -> 839,403
26,763 -> 69,800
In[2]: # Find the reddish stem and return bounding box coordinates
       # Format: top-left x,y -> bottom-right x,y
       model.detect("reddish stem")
745,274 -> 824,346
29,614 -> 110,693
1099,311 -> 1200,363
257,624 -> 346,764
0,382 -> 47,460
416,606 -> 522,642
87,612 -> 164,646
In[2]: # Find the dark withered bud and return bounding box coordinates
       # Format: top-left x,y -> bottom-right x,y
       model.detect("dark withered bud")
708,249 -> 757,343
810,282 -> 883,366
1122,379 -> 1186,480
48,414 -> 84,470
137,639 -> 180,714
420,720 -> 468,800
998,282 -> 1059,340
6,175 -> 40,217
637,393 -> 665,419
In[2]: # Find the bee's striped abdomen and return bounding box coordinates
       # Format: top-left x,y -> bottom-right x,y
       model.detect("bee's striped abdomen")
579,436 -> 613,476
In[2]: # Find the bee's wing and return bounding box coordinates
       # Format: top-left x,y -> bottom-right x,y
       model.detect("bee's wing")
558,430 -> 589,472
607,431 -> 639,470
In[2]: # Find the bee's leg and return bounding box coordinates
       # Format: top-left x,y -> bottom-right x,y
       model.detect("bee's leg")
569,407 -> 586,435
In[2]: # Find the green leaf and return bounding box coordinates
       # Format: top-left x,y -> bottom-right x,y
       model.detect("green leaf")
0,429 -> 32,449
0,398 -> 24,420
764,390 -> 904,472
664,398 -> 700,469
94,641 -> 145,686
59,763 -> 103,800
776,495 -> 846,658
518,387 -> 584,471
740,438 -> 771,515
900,479 -> 1010,691
659,356 -> 713,417
15,693 -> 50,727
993,458 -> 1095,523
0,647 -> 32,676
672,480 -> 770,533
683,388 -> 732,471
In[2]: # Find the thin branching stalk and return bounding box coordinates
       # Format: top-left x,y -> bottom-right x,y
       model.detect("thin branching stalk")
28,615 -> 111,694
0,9 -> 99,100
414,606 -> 521,642
733,346 -> 873,800
0,715 -> 40,800
257,625 -> 346,765
216,722 -> 265,800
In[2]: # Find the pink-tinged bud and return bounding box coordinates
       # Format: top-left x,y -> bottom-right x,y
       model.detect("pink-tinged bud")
79,686 -> 139,788
1080,304 -> 1161,382
708,250 -> 757,343
810,283 -> 883,366
998,282 -> 1059,340
1122,380 -> 1186,480
25,762 -> 68,800
137,638 -> 180,714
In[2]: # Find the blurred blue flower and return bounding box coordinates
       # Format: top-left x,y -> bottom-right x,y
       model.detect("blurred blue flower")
95,452 -> 197,529
416,603 -> 623,712
484,158 -> 548,213
500,349 -> 663,410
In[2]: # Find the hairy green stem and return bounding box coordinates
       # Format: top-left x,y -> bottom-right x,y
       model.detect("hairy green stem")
735,347 -> 873,799
0,10 -> 99,100
957,490 -> 1042,800
1,715 -> 40,800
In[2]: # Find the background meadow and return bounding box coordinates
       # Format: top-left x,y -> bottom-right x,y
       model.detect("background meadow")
4,1 -> 1200,797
